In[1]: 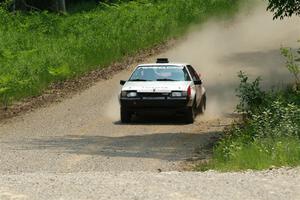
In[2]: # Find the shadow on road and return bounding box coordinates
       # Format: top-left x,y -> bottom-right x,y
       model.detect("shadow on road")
113,114 -> 193,125
9,132 -> 221,161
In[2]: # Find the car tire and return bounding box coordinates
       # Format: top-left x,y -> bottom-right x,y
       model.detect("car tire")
199,94 -> 206,114
121,107 -> 131,123
185,106 -> 195,124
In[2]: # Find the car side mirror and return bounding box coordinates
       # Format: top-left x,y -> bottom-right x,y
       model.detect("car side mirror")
120,80 -> 126,85
194,80 -> 202,85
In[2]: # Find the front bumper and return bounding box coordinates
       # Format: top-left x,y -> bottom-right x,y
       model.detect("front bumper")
120,97 -> 190,114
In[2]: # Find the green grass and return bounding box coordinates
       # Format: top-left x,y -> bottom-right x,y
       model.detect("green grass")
202,137 -> 300,171
0,0 -> 243,107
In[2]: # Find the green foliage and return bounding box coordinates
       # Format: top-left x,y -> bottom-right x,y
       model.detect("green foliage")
236,71 -> 266,113
48,64 -> 72,80
0,0 -> 241,108
0,0 -> 13,10
196,67 -> 300,171
267,0 -> 300,19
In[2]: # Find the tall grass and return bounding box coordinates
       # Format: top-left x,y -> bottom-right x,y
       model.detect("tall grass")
0,0 -> 241,107
211,137 -> 300,171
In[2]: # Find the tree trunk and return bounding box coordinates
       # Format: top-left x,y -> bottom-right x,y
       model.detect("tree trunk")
57,0 -> 66,12
14,0 -> 27,10
12,0 -> 16,11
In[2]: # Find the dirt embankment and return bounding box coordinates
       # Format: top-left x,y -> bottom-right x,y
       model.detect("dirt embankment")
0,40 -> 176,122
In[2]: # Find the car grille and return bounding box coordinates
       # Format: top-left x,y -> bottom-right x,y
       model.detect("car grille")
138,92 -> 169,97
138,92 -> 169,100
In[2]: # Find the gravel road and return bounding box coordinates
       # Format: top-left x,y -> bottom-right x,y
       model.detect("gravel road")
1,169 -> 300,200
0,3 -> 300,200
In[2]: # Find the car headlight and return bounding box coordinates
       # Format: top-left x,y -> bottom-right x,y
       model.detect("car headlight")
127,92 -> 137,98
121,91 -> 138,98
171,91 -> 187,97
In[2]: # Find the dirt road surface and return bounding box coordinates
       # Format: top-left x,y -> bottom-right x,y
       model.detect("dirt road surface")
0,3 -> 300,200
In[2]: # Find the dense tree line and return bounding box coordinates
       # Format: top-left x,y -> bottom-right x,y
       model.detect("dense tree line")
1,0 -> 299,18
0,0 -> 134,12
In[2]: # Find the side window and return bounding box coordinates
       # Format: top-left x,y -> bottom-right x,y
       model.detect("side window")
183,68 -> 191,81
187,65 -> 200,81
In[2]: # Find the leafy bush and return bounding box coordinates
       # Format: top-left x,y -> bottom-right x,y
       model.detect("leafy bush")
197,68 -> 300,171
0,0 -> 241,108
215,94 -> 300,160
236,71 -> 266,113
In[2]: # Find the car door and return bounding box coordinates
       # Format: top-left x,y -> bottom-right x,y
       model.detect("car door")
187,65 -> 202,107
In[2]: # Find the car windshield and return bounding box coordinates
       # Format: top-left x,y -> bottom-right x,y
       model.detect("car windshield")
129,66 -> 191,81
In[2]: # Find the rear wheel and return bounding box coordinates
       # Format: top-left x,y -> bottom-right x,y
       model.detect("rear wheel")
199,94 -> 206,114
121,107 -> 131,123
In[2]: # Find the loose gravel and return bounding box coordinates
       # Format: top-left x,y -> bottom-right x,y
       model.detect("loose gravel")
1,169 -> 300,200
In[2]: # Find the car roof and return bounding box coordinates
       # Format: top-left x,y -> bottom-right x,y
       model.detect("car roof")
138,63 -> 189,67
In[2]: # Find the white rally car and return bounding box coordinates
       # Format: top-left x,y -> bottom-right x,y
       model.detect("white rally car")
119,58 -> 206,123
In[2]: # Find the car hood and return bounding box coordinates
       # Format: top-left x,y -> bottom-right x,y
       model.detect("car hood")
122,81 -> 191,93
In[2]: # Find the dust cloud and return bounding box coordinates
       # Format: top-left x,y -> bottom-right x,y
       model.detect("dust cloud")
105,95 -> 121,121
106,2 -> 300,121
160,2 -> 300,119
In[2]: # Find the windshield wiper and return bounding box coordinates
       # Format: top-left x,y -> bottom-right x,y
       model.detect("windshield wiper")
130,79 -> 148,81
156,78 -> 176,81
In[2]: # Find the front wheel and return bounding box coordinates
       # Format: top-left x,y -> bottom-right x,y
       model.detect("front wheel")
121,107 -> 131,123
185,106 -> 195,124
